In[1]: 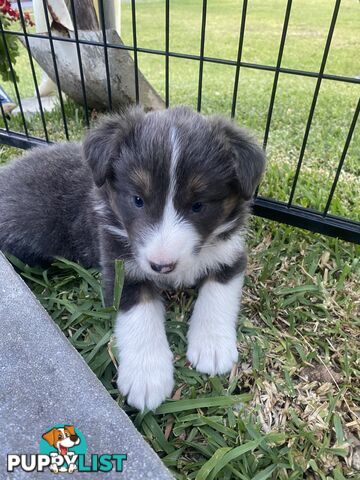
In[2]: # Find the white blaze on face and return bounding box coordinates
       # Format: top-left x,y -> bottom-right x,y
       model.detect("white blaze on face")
56,428 -> 74,452
138,127 -> 200,275
140,201 -> 199,274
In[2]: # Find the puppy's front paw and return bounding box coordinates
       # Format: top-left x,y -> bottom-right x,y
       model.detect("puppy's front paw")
187,332 -> 238,376
117,349 -> 174,411
49,464 -> 59,474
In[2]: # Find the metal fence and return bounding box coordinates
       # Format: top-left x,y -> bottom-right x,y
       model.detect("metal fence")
0,0 -> 359,243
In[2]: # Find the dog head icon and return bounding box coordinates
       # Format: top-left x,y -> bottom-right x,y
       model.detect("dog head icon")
42,425 -> 80,456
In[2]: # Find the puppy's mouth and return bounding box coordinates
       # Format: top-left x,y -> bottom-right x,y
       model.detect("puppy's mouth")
60,445 -> 68,455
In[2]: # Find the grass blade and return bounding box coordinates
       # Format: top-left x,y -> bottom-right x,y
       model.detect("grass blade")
208,439 -> 262,480
155,394 -> 252,415
113,259 -> 125,311
195,447 -> 232,480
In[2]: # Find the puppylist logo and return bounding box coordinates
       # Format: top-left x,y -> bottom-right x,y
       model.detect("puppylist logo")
7,424 -> 127,474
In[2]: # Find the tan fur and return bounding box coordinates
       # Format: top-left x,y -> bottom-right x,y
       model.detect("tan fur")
129,168 -> 151,195
42,428 -> 58,446
188,174 -> 208,193
64,425 -> 76,436
222,195 -> 238,217
42,425 -> 76,446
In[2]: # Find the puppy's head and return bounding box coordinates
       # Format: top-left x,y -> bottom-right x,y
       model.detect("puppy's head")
42,426 -> 80,454
84,107 -> 265,277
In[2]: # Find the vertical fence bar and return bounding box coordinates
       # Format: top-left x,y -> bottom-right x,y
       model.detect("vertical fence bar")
99,0 -> 113,111
197,0 -> 208,112
0,17 -> 29,137
69,0 -> 90,126
288,0 -> 341,206
41,0 -> 69,140
263,0 -> 292,148
0,102 -> 10,132
323,98 -> 360,216
16,0 -> 49,142
131,0 -> 140,104
165,0 -> 170,108
231,0 -> 248,119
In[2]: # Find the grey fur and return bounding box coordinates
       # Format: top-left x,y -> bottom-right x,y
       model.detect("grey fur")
0,142 -> 99,268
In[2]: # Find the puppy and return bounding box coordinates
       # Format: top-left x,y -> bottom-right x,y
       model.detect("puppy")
0,107 -> 265,410
42,425 -> 80,473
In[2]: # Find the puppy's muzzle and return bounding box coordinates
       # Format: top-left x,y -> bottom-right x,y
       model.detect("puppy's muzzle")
150,262 -> 176,274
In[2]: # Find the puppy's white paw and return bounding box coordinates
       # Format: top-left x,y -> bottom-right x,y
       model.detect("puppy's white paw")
117,349 -> 174,411
49,464 -> 59,474
187,333 -> 238,376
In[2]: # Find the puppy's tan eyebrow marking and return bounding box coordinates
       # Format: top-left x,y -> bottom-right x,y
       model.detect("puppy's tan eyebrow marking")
222,194 -> 238,217
188,174 -> 208,192
129,168 -> 151,194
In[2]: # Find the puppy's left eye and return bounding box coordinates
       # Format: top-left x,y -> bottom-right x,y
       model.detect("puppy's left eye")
191,202 -> 203,213
133,196 -> 144,208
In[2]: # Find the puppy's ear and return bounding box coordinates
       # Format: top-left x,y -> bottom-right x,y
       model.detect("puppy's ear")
83,107 -> 145,188
208,116 -> 266,200
64,425 -> 76,436
42,428 -> 57,446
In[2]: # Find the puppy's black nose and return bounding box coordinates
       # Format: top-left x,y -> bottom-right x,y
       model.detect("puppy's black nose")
150,262 -> 176,274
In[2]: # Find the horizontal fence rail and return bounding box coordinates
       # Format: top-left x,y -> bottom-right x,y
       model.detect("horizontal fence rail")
0,0 -> 359,243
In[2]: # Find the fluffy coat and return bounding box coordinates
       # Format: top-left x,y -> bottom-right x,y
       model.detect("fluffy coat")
0,107 -> 265,410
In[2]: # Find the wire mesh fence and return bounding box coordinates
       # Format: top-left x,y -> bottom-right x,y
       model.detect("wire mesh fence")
0,0 -> 359,243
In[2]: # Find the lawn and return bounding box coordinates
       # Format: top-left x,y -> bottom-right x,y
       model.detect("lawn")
1,0 -> 360,479
2,0 -> 359,220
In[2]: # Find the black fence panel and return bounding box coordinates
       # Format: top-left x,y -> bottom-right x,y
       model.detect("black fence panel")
0,0 -> 359,243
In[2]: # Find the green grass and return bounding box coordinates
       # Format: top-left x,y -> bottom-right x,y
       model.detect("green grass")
2,0 -> 359,220
124,0 -> 360,221
1,1 -> 360,478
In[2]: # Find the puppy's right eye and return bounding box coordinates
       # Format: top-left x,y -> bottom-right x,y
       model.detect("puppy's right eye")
133,196 -> 144,208
191,202 -> 203,213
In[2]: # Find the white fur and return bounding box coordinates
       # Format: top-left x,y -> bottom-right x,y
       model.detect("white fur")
137,126 -> 202,276
104,224 -> 128,238
210,219 -> 246,239
138,200 -> 200,276
169,127 -> 180,191
115,298 -> 174,411
126,229 -> 245,289
187,273 -> 244,375
92,199 -> 106,213
55,429 -> 79,451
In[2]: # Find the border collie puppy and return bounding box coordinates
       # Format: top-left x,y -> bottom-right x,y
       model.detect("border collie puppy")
0,107 -> 265,410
